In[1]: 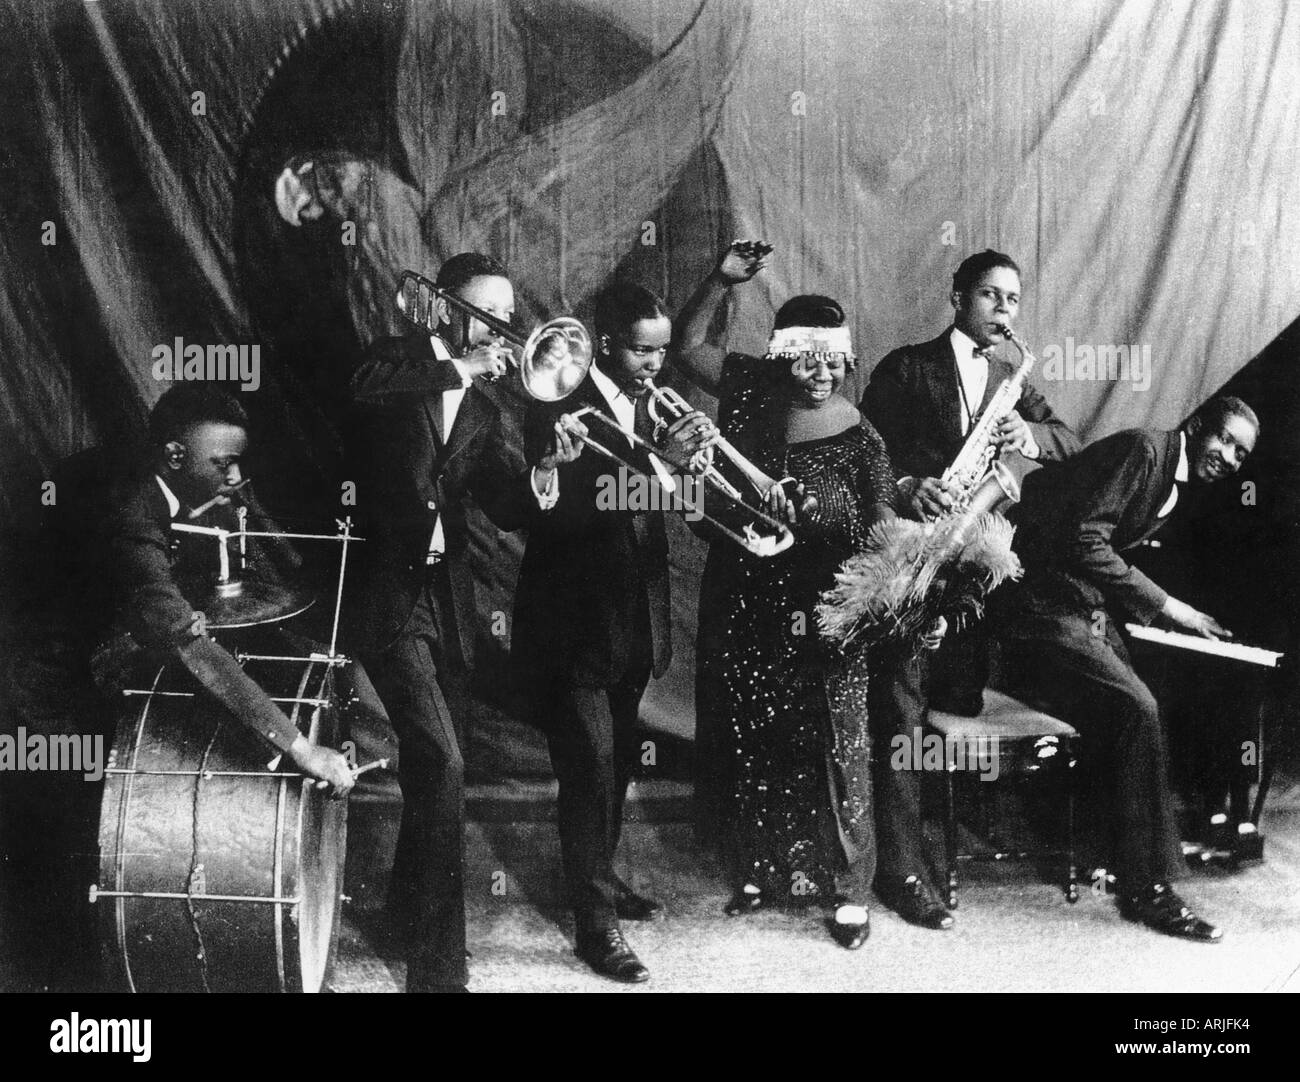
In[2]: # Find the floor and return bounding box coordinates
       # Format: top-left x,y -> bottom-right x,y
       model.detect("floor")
4,760 -> 1296,994
325,780 -> 1300,994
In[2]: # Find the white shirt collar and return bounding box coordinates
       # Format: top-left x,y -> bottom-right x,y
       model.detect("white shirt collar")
1157,432 -> 1190,518
587,362 -> 640,444
154,474 -> 181,518
428,334 -> 453,360
589,362 -> 633,413
949,325 -> 983,361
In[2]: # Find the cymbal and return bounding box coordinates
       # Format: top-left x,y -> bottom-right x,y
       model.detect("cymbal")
198,577 -> 315,629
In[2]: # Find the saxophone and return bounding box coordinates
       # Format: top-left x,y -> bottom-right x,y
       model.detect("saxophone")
940,326 -> 1036,517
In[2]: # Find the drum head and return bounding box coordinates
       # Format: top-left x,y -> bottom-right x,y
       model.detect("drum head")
96,631 -> 349,993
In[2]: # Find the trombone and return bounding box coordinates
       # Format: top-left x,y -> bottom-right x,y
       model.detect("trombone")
396,270 -> 592,401
394,270 -> 795,556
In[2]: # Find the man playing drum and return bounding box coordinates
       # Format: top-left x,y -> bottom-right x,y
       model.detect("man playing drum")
103,384 -> 355,794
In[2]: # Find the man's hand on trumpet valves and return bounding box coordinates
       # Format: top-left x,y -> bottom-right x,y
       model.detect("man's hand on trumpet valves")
460,342 -> 513,382
659,410 -> 719,473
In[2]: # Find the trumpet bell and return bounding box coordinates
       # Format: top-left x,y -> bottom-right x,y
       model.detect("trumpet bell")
520,317 -> 592,402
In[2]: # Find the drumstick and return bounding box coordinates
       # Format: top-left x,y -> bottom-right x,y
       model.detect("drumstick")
308,757 -> 390,788
188,478 -> 251,519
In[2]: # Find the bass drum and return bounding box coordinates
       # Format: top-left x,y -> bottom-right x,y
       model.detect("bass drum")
94,629 -> 348,993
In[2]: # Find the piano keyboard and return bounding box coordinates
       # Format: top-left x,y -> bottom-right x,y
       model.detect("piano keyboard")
1124,624 -> 1283,668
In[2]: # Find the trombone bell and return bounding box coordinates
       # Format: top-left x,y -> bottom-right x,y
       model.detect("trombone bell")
520,318 -> 591,401
397,270 -> 592,402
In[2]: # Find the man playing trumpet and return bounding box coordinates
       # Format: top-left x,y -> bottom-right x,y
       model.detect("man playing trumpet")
512,281 -> 717,983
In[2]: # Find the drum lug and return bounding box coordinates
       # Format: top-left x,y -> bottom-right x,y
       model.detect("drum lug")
88,883 -> 99,904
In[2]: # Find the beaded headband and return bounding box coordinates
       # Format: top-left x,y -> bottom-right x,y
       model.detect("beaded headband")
764,325 -> 856,373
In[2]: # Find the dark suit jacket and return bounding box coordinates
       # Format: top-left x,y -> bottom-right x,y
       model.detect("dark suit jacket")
510,374 -> 672,691
861,328 -> 1080,481
345,331 -> 531,661
1001,427 -> 1183,628
104,470 -> 304,751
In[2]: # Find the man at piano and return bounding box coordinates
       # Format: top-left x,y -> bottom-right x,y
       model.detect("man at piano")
994,394 -> 1260,941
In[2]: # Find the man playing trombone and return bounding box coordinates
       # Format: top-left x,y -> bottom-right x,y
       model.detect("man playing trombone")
345,252 -> 544,992
512,281 -> 717,983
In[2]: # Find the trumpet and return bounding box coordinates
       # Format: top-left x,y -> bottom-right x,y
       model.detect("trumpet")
645,383 -> 819,516
396,270 -> 591,401
396,270 -> 793,555
558,401 -> 795,557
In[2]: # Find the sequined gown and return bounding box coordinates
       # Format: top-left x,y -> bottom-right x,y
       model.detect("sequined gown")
695,354 -> 898,904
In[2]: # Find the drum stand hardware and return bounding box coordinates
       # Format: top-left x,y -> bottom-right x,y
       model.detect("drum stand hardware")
90,884 -> 303,906
169,516 -> 361,637
120,688 -> 333,707
235,651 -> 352,666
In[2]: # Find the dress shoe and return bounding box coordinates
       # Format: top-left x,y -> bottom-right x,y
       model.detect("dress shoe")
1119,882 -> 1223,942
877,874 -> 954,930
829,906 -> 870,949
724,888 -> 766,916
575,927 -> 650,983
614,888 -> 662,921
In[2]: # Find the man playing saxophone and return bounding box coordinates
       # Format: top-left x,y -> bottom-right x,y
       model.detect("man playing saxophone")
859,249 -> 1080,931
864,249 -> 1078,519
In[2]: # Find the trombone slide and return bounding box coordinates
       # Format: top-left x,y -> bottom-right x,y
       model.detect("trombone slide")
559,407 -> 794,557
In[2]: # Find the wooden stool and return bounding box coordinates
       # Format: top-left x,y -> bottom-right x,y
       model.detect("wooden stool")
927,689 -> 1080,909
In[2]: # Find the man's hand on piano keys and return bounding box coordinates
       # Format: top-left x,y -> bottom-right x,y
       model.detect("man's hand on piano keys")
1161,596 -> 1232,640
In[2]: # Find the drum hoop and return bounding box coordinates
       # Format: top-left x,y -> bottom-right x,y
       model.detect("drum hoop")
112,663 -> 168,993
273,760 -> 290,992
274,656 -> 314,991
298,662 -> 334,993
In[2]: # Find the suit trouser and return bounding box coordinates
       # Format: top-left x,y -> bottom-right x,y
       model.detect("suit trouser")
538,664 -> 651,935
1001,616 -> 1182,889
361,571 -> 468,989
867,647 -> 933,883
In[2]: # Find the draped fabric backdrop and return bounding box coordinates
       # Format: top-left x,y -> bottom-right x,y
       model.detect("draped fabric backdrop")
2,0 -> 1298,744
